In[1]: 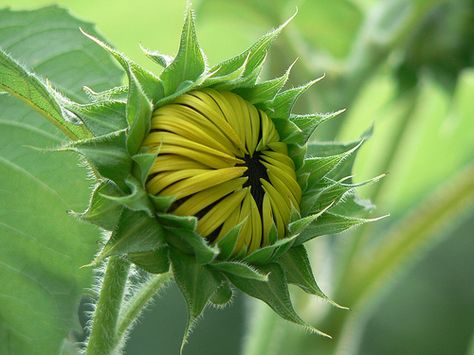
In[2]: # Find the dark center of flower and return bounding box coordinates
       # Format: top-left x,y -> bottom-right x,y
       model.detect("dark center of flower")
240,153 -> 269,213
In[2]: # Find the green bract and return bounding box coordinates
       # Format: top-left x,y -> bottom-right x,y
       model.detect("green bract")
0,6 -> 384,348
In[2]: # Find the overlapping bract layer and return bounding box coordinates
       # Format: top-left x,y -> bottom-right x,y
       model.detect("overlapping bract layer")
143,89 -> 301,256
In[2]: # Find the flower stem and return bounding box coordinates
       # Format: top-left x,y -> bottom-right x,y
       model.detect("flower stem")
85,256 -> 131,355
117,272 -> 171,340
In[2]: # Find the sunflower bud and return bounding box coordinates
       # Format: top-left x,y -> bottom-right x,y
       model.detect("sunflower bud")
66,7 -> 383,345
143,89 -> 301,257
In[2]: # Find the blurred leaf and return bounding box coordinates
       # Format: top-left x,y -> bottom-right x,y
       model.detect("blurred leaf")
295,0 -> 363,58
0,6 -> 122,354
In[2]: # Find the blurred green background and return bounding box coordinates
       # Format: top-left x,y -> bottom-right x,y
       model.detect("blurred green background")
0,0 -> 473,354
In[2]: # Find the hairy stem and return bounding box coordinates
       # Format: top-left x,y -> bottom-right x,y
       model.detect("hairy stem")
85,256 -> 131,355
117,272 -> 171,340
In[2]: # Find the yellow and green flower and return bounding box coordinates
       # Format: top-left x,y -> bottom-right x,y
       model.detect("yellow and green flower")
56,8 -> 382,342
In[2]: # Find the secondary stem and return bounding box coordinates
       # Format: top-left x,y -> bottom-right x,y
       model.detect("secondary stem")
85,256 -> 131,355
117,272 -> 171,340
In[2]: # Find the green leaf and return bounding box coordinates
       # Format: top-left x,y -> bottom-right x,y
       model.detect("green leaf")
67,130 -> 132,190
301,139 -> 364,186
243,235 -> 297,265
128,246 -> 170,274
288,206 -> 331,237
278,245 -> 346,309
289,109 -> 345,143
94,209 -> 166,264
160,7 -> 206,96
83,85 -> 128,102
235,60 -> 295,104
216,219 -> 246,260
140,44 -> 174,68
124,69 -> 153,155
169,249 -> 221,353
64,99 -> 127,136
0,48 -> 92,140
210,261 -> 269,281
0,6 -> 122,353
266,76 -> 324,118
149,194 -> 176,212
71,180 -> 123,231
227,263 -> 330,337
158,213 -> 219,264
210,12 -> 296,83
80,29 -> 163,103
101,176 -> 154,216
295,212 -> 387,245
210,280 -> 233,307
132,153 -> 157,186
301,174 -> 385,215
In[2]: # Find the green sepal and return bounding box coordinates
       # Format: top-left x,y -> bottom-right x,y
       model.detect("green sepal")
243,235 -> 297,265
289,109 -> 345,143
272,117 -> 304,145
169,249 -> 221,354
62,100 -> 127,136
306,127 -> 372,181
67,130 -> 131,190
210,279 -> 233,307
302,174 -> 385,215
211,62 -> 262,91
80,29 -> 163,102
210,261 -> 269,281
235,60 -> 295,104
70,180 -> 122,231
289,204 -> 301,224
301,140 -> 364,187
149,194 -> 176,212
132,153 -> 157,186
265,76 -> 324,119
209,12 -> 296,84
330,191 -> 375,217
83,85 -> 128,102
128,246 -> 170,274
227,263 -> 330,338
125,68 -> 153,155
0,48 -> 92,140
288,143 -> 306,171
288,206 -> 331,237
278,245 -> 346,309
93,209 -> 166,265
203,55 -> 248,87
295,212 -> 388,245
101,176 -> 155,216
160,7 -> 206,96
216,219 -> 246,260
157,212 -> 197,230
140,44 -> 173,68
158,213 -> 218,264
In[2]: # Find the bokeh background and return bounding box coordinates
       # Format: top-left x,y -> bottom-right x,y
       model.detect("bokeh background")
0,0 -> 473,354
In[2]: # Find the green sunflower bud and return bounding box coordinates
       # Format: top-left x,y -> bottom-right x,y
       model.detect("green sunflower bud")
18,6 -> 385,349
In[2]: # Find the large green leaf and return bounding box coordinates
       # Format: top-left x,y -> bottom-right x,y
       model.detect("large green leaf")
0,6 -> 122,354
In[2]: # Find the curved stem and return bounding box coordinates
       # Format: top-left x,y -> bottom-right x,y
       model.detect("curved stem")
117,272 -> 171,340
85,256 -> 131,355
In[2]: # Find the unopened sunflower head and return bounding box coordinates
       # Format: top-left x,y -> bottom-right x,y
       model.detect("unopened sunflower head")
64,7 -> 384,345
143,89 -> 301,257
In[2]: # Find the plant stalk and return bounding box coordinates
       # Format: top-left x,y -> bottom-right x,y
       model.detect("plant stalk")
85,256 -> 131,355
117,272 -> 171,340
